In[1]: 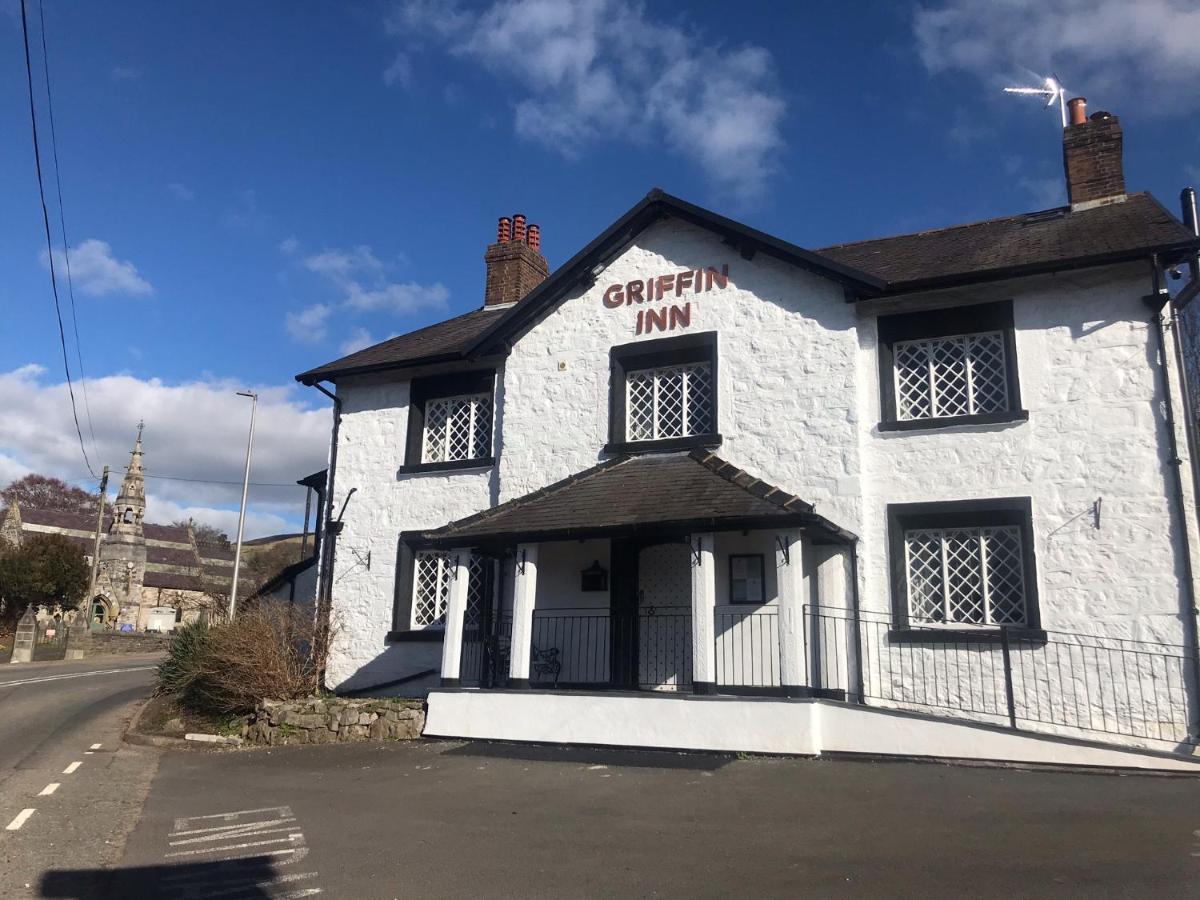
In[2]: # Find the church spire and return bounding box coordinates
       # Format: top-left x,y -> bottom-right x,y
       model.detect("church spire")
113,421 -> 146,534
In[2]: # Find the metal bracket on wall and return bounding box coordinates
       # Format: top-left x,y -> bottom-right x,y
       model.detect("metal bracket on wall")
351,547 -> 371,571
690,536 -> 703,567
1092,497 -> 1102,529
774,534 -> 791,566
516,548 -> 527,576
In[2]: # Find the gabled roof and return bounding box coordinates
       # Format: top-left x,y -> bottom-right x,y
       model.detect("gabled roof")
296,188 -> 1200,385
819,193 -> 1195,293
405,449 -> 856,547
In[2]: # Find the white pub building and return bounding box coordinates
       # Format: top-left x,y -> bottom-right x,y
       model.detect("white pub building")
299,100 -> 1200,769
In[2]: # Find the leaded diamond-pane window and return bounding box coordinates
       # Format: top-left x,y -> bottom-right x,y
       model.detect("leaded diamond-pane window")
626,362 -> 712,441
905,525 -> 1028,626
411,551 -> 488,629
894,332 -> 1010,421
422,393 -> 492,463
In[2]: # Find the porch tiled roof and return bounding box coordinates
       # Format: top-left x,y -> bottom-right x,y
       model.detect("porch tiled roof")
408,450 -> 856,545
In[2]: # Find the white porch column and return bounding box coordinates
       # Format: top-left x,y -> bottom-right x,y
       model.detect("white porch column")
439,551 -> 472,688
775,529 -> 809,697
815,545 -> 856,700
690,533 -> 717,694
508,543 -> 539,687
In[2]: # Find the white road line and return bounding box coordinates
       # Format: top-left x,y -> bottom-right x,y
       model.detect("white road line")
0,666 -> 155,688
164,833 -> 305,859
6,809 -> 35,831
38,783 -> 60,796
170,817 -> 296,838
169,826 -> 300,847
62,761 -> 81,775
173,806 -> 292,829
89,743 -> 102,750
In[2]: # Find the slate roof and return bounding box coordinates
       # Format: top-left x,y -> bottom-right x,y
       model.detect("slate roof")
296,189 -> 1199,385
818,193 -> 1196,291
296,307 -> 505,384
407,450 -> 855,546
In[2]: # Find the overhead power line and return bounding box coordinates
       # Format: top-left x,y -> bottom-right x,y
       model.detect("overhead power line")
37,0 -> 97,456
19,0 -> 94,477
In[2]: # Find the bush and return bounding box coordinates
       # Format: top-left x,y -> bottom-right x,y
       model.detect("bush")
156,603 -> 331,715
156,621 -> 212,701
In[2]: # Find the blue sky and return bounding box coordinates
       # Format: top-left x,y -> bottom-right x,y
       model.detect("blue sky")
1,0 -> 1198,536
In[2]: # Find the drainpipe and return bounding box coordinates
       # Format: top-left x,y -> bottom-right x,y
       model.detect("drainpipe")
1147,255 -> 1200,741
308,381 -> 343,682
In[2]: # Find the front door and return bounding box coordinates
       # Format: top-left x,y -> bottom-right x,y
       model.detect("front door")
636,542 -> 693,690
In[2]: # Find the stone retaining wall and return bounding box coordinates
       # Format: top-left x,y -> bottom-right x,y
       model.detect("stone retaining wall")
245,697 -> 425,745
82,632 -> 172,655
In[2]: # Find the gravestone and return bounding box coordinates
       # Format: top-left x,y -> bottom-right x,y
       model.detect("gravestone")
10,607 -> 36,664
65,621 -> 92,660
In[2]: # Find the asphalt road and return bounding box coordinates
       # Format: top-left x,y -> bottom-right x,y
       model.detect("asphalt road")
78,739 -> 1200,899
0,656 -> 161,900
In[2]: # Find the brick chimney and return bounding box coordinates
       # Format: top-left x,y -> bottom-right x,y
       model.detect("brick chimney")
1062,97 -> 1126,210
484,214 -> 548,307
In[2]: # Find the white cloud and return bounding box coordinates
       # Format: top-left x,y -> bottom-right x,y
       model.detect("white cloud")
42,239 -> 153,297
0,366 -> 330,539
285,303 -> 333,343
339,327 -> 376,355
168,182 -> 195,201
386,0 -> 786,199
278,236 -> 301,255
913,0 -> 1200,112
284,245 -> 449,349
383,51 -> 413,88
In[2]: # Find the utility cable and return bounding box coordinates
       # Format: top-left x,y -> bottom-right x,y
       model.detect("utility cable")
19,0 -> 94,476
38,0 -> 97,456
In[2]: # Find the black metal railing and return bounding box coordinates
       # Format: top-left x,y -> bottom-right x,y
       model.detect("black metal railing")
529,610 -> 612,685
460,613 -> 512,688
715,608 -> 780,690
635,606 -> 692,690
807,605 -> 1195,746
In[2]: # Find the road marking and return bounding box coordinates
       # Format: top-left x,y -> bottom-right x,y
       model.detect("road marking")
165,806 -> 321,893
38,783 -> 60,796
62,761 -> 81,775
0,666 -> 155,689
89,743 -> 102,750
6,809 -> 35,831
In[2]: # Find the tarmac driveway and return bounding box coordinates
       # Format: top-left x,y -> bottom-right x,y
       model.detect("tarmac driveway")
45,740 -> 1200,898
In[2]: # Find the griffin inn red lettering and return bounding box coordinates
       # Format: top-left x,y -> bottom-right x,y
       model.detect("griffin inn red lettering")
603,263 -> 729,333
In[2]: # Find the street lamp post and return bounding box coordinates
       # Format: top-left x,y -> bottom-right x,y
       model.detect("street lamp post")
228,390 -> 258,620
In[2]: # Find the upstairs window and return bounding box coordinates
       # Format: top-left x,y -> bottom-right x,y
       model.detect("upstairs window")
877,301 -> 1025,431
607,332 -> 719,453
627,361 -> 713,440
422,393 -> 492,463
402,370 -> 496,472
894,332 -> 1009,420
411,551 -> 488,629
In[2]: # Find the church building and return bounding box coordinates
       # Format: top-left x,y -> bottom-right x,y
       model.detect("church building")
298,100 -> 1200,768
1,428 -> 235,630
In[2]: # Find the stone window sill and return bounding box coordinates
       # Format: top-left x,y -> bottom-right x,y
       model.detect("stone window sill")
386,629 -> 445,643
878,410 -> 1028,433
888,627 -> 1047,645
603,433 -> 722,456
396,457 -> 495,476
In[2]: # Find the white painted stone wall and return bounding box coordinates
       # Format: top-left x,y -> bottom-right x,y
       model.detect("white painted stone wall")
321,214 -> 1198,745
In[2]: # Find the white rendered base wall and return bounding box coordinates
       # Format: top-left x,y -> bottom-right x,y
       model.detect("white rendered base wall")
424,691 -> 1200,774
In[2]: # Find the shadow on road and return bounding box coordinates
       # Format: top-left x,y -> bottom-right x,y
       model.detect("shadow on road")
443,738 -> 734,770
40,856 -> 286,899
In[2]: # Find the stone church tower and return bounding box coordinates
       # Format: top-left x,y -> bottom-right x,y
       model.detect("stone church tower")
96,424 -> 148,626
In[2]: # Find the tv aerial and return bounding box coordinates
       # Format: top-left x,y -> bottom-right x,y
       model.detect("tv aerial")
1003,74 -> 1067,127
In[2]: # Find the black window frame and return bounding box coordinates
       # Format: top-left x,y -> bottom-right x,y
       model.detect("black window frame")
728,553 -> 766,606
399,369 -> 497,474
877,300 -> 1027,432
605,331 -> 721,455
886,496 -> 1042,642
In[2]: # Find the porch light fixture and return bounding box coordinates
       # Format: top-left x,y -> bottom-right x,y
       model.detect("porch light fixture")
580,560 -> 608,592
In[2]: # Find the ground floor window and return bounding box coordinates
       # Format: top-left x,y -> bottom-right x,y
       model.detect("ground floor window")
888,498 -> 1038,630
411,551 -> 487,628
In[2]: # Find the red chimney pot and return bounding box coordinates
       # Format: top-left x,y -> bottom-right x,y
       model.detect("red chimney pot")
527,223 -> 541,251
497,216 -> 512,243
512,214 -> 527,243
1068,97 -> 1087,126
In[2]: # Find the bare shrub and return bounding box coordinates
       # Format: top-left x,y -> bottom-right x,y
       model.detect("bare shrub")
178,602 -> 337,715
